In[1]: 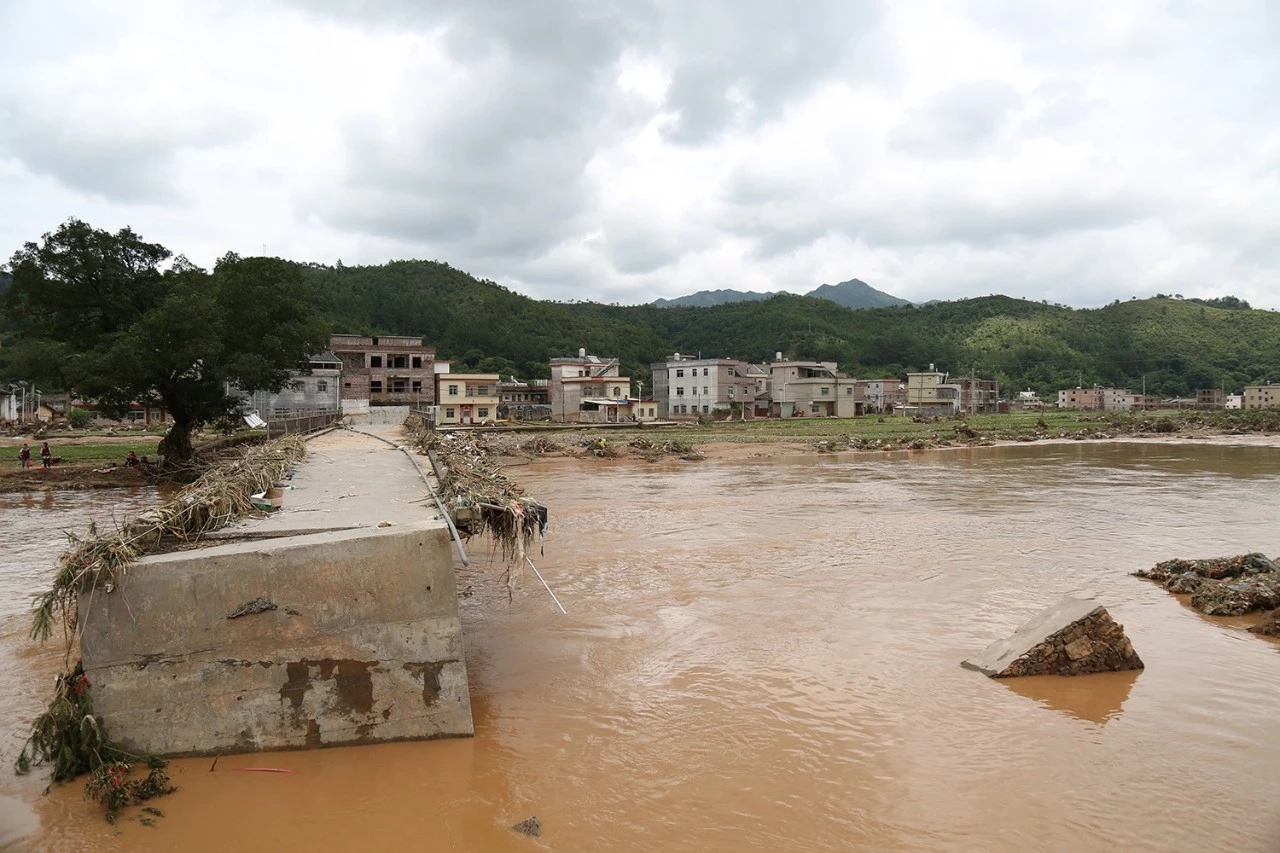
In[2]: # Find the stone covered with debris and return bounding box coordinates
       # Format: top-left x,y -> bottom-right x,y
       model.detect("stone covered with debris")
963,597 -> 1144,678
1134,552 -> 1280,616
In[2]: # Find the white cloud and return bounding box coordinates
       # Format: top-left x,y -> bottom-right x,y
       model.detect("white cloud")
0,0 -> 1276,311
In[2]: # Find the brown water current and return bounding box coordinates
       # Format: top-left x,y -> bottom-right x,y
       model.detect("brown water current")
3,442 -> 1280,852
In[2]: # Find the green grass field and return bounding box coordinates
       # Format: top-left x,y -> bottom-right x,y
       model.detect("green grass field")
32,442 -> 161,464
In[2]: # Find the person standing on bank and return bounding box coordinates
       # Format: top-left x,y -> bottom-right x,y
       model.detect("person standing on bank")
40,442 -> 51,469
19,443 -> 30,468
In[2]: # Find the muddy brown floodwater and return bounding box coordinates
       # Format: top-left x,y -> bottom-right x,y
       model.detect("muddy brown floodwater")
3,442 -> 1280,852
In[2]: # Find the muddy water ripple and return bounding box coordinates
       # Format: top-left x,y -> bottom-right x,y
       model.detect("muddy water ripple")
2,443 -> 1280,852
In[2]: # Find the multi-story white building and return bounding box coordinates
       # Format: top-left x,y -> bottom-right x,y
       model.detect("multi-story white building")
863,378 -> 907,413
549,349 -> 630,422
905,366 -> 961,416
238,351 -> 343,418
650,353 -> 761,419
769,359 -> 858,418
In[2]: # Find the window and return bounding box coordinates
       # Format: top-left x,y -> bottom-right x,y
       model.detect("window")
692,386 -> 698,395
478,385 -> 489,395
412,356 -> 422,368
344,382 -> 352,388
702,405 -> 709,413
728,387 -> 735,398
317,381 -> 328,392
446,408 -> 455,418
390,355 -> 408,369
412,380 -> 422,393
676,387 -> 684,396
478,408 -> 489,418
703,387 -> 708,395
371,380 -> 383,393
370,355 -> 383,367
448,384 -> 458,396
676,369 -> 684,377
846,387 -> 853,395
612,386 -> 620,397
821,387 -> 830,396
703,368 -> 709,376
811,405 -> 820,413
390,378 -> 408,393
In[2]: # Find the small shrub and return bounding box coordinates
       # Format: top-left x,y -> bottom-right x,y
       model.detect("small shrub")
67,407 -> 93,429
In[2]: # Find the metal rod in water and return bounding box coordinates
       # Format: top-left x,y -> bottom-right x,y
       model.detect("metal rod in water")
525,556 -> 567,614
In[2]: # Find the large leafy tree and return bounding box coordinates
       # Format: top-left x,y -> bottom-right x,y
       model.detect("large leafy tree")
5,219 -> 329,461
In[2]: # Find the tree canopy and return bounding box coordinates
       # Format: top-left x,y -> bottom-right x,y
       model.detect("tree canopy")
5,219 -> 329,460
301,260 -> 1280,398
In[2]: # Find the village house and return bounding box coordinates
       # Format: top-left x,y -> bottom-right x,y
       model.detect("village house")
1196,388 -> 1226,409
861,378 -> 907,413
650,354 -> 761,420
497,378 -> 551,420
953,376 -> 1000,414
329,334 -> 437,415
435,373 -> 501,425
1099,388 -> 1157,411
1057,387 -> 1104,410
769,357 -> 859,418
548,349 -> 631,423
238,351 -> 342,419
1226,394 -> 1244,410
905,366 -> 961,416
1013,389 -> 1046,410
88,403 -> 171,427
633,399 -> 660,422
1243,384 -> 1280,409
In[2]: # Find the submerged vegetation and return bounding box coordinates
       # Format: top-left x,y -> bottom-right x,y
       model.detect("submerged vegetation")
17,436 -> 308,821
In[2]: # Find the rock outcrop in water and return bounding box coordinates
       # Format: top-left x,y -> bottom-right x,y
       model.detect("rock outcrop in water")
962,597 -> 1144,678
1134,553 -> 1280,616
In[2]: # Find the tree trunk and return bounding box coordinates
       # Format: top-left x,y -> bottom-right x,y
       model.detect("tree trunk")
158,417 -> 196,464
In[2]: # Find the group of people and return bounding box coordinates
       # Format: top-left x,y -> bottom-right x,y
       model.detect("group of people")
17,442 -> 52,469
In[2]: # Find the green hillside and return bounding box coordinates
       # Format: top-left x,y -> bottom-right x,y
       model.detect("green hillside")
303,261 -> 1280,398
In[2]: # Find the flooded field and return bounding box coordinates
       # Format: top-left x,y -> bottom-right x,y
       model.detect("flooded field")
2,442 -> 1280,852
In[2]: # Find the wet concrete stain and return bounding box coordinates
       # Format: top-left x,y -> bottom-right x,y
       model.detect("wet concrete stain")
305,719 -> 322,748
403,661 -> 447,706
279,662 -> 313,709
278,659 -> 375,715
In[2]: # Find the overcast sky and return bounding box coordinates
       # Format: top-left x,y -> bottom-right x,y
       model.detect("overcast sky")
2,1 -> 1276,309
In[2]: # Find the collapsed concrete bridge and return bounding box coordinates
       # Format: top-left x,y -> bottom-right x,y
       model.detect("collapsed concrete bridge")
78,427 -> 473,756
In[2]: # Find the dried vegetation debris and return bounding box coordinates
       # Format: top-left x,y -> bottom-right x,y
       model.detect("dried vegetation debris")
1135,552 -> 1280,620
17,435 -> 307,822
404,418 -> 547,572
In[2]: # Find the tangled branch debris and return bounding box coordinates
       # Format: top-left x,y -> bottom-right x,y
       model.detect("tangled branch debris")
405,417 -> 547,597
17,435 -> 307,822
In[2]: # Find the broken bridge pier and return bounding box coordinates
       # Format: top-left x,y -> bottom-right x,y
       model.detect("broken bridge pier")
77,427 -> 473,756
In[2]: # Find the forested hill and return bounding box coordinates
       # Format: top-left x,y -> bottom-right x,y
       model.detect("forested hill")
302,260 -> 1280,398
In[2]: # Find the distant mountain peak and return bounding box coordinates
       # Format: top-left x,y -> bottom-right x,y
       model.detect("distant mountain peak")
651,278 -> 910,309
652,289 -> 777,308
807,279 -> 911,309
